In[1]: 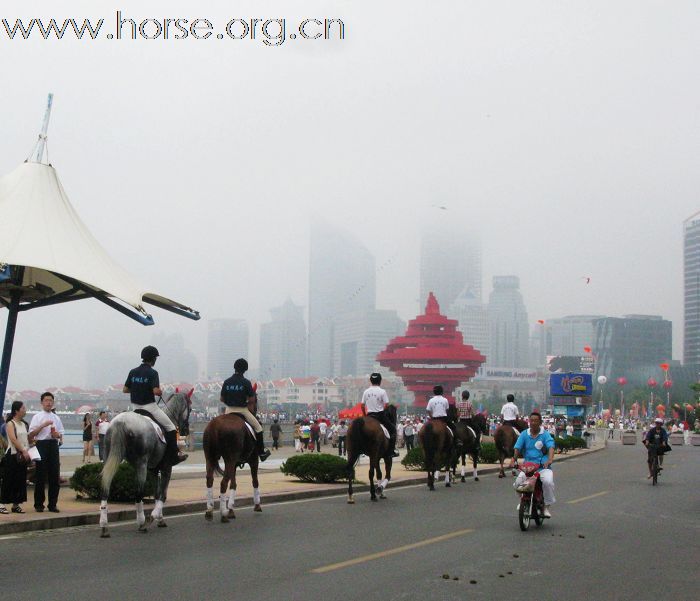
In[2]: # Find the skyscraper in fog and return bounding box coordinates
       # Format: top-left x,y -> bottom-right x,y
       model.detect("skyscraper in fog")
333,309 -> 405,376
449,286 -> 489,361
260,299 -> 307,380
540,315 -> 603,362
420,225 -> 481,310
207,319 -> 248,380
151,332 -> 198,384
308,221 -> 376,377
487,276 -> 530,368
684,212 -> 700,365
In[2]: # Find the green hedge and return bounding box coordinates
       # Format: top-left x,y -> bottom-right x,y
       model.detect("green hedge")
401,442 -> 499,471
554,436 -> 586,452
69,462 -> 157,502
280,453 -> 350,483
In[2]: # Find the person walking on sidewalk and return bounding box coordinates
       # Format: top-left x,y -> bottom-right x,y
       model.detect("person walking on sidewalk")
1,401 -> 40,514
28,392 -> 64,513
270,419 -> 282,450
337,421 -> 348,456
96,411 -> 110,461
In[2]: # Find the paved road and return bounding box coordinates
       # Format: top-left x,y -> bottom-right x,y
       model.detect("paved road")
3,442 -> 697,601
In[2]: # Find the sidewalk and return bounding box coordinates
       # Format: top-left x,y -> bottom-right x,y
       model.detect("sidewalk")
0,438 -> 605,535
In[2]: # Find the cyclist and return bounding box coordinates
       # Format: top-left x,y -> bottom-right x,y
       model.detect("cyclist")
643,417 -> 670,479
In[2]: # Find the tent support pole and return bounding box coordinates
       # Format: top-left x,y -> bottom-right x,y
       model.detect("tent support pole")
0,267 -> 24,416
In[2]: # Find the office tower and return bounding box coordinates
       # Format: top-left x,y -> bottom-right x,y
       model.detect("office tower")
150,332 -> 198,384
487,276 -> 530,368
207,318 -> 248,380
260,299 -> 307,380
684,212 -> 700,365
448,286 -> 489,362
308,221 -> 375,377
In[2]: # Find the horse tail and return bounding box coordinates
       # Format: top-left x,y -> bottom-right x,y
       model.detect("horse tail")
422,422 -> 435,465
203,424 -> 224,477
346,418 -> 365,474
101,420 -> 128,496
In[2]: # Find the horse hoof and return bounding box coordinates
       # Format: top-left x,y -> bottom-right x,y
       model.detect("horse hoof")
205,511 -> 213,522
253,505 -> 262,513
474,477 -> 479,482
498,473 -> 505,479
429,485 -> 435,491
100,528 -> 110,539
460,477 -> 466,483
371,496 -> 378,502
228,510 -> 236,519
446,483 -> 451,488
138,526 -> 148,533
157,520 -> 167,528
221,516 -> 230,523
379,493 -> 387,499
347,498 -> 355,505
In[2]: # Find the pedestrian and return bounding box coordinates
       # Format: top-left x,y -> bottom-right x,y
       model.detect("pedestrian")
310,420 -> 321,453
319,420 -> 328,446
270,419 -> 282,450
608,421 -> 615,439
337,420 -> 347,456
300,421 -> 311,451
403,420 -> 415,451
293,422 -> 302,452
95,411 -> 110,461
397,420 -> 405,448
28,392 -> 64,513
1,401 -> 40,514
82,413 -> 94,463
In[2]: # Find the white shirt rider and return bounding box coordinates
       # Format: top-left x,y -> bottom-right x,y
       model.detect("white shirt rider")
426,395 -> 450,418
501,401 -> 519,422
361,386 -> 389,414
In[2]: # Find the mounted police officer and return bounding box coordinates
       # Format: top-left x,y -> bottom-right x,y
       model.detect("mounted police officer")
123,346 -> 188,466
361,373 -> 400,458
220,358 -> 271,461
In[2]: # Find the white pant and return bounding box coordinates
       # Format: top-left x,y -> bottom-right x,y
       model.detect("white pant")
539,468 -> 556,505
136,402 -> 176,432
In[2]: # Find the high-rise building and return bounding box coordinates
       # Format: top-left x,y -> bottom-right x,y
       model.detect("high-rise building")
85,347 -> 133,390
332,309 -> 405,376
487,276 -> 530,368
308,221 -> 376,377
448,286 -> 489,362
684,212 -> 700,365
593,315 -> 672,383
150,332 -> 198,384
259,299 -> 307,380
420,224 -> 481,310
540,315 -> 603,362
207,319 -> 248,380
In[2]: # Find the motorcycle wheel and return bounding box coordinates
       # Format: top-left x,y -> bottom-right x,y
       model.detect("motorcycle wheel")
518,496 -> 531,531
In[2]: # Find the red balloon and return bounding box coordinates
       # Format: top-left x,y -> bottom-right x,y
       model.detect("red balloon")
663,380 -> 673,389
583,346 -> 592,353
537,319 -> 545,325
617,377 -> 627,386
647,378 -> 657,388
659,362 -> 670,371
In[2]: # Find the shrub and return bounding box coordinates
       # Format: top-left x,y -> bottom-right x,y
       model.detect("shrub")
69,462 -> 157,502
400,442 -> 499,470
280,453 -> 350,483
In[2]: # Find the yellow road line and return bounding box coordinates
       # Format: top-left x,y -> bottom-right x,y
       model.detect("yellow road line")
311,528 -> 474,574
567,490 -> 610,504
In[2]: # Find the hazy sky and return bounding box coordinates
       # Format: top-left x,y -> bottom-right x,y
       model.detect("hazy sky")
1,0 -> 698,389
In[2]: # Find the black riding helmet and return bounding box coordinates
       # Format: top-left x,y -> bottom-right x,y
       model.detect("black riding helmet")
234,358 -> 248,373
433,385 -> 443,395
370,372 -> 382,385
141,345 -> 159,363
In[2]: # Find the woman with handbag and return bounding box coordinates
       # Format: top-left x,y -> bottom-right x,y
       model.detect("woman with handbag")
1,401 -> 42,514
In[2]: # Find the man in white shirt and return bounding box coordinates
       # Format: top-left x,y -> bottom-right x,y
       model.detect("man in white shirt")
28,392 -> 65,512
96,411 -> 111,461
426,385 -> 457,441
500,394 -> 520,428
361,373 -> 399,457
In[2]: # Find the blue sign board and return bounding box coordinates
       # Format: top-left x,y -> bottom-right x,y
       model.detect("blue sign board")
549,372 -> 592,397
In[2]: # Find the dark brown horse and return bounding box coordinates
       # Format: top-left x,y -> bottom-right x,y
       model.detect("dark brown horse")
419,418 -> 455,490
203,413 -> 261,522
450,414 -> 489,483
346,404 -> 397,503
495,418 -> 529,477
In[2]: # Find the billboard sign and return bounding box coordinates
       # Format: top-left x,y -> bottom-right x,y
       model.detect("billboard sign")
549,372 -> 593,396
546,355 -> 595,374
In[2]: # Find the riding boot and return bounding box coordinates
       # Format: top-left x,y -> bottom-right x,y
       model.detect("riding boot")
389,435 -> 400,458
256,432 -> 271,462
165,430 -> 188,466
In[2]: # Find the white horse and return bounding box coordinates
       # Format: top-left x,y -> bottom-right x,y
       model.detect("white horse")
99,392 -> 191,538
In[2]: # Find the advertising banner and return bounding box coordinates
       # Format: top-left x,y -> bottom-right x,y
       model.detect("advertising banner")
549,372 -> 593,396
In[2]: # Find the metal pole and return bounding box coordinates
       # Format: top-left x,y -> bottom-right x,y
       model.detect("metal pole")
0,266 -> 24,416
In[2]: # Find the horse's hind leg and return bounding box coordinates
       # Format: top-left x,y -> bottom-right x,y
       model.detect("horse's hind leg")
220,463 -> 232,523
251,460 -> 262,512
460,453 -> 467,482
135,461 -> 148,532
369,461 -> 377,502
378,458 -> 390,499
150,468 -> 171,527
205,465 -> 215,522
472,452 -> 480,481
99,494 -> 110,538
347,452 -> 357,504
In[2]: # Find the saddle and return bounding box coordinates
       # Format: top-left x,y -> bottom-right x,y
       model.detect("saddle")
134,409 -> 166,444
224,413 -> 256,441
365,415 -> 391,439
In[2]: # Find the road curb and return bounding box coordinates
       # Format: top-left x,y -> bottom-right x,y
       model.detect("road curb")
0,445 -> 604,536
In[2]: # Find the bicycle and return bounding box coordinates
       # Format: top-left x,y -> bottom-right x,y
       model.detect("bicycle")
647,445 -> 663,485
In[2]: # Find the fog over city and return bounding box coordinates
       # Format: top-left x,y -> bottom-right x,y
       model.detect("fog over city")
1,0 -> 698,390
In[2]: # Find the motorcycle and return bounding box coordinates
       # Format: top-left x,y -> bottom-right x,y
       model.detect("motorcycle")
513,462 -> 547,531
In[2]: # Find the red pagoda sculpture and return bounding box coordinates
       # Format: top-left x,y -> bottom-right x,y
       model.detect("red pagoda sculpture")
376,292 -> 486,407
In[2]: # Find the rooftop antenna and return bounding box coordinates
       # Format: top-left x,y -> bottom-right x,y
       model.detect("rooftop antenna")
30,93 -> 53,163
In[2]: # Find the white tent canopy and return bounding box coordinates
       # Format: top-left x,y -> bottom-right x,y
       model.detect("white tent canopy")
0,161 -> 199,323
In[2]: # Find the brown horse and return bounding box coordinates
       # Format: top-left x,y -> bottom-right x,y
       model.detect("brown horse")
450,414 -> 489,483
419,418 -> 455,490
346,404 -> 397,503
495,418 -> 529,478
203,413 -> 261,522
